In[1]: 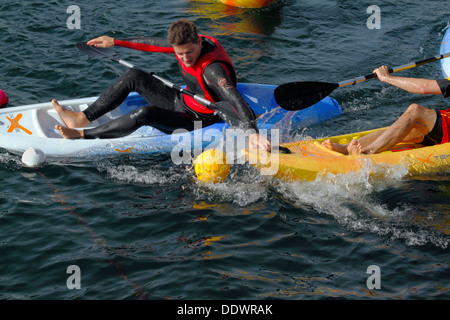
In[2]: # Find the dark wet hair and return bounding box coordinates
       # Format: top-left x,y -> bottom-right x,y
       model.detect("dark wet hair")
167,19 -> 199,46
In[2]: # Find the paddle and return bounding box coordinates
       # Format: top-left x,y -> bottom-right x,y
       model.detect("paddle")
75,42 -> 242,126
274,52 -> 450,110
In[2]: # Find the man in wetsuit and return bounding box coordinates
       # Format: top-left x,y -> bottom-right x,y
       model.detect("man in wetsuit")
52,19 -> 271,151
322,65 -> 450,155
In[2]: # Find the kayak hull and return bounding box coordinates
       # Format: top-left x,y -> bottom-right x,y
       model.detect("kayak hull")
0,83 -> 342,157
244,128 -> 450,181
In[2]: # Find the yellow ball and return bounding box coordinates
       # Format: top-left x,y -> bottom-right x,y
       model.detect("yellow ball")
194,149 -> 230,183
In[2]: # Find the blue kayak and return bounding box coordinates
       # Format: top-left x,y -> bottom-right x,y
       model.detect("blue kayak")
441,24 -> 450,77
0,83 -> 342,157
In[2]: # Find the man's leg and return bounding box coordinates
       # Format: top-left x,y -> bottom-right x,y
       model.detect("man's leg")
322,103 -> 437,155
359,103 -> 437,154
53,68 -> 169,128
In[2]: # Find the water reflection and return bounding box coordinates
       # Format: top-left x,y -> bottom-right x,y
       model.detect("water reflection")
185,0 -> 283,36
185,0 -> 284,78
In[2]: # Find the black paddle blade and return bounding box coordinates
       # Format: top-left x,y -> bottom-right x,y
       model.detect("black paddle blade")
274,81 -> 339,110
76,42 -> 120,61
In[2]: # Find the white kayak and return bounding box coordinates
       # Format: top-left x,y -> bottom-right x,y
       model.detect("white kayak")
0,83 -> 342,158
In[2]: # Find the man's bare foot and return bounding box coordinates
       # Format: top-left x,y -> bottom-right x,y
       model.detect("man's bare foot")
52,99 -> 90,129
55,125 -> 84,139
347,139 -> 362,156
321,139 -> 349,155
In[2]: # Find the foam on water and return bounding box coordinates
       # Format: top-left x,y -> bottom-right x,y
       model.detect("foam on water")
273,161 -> 449,249
0,151 -> 24,170
100,164 -> 188,185
193,166 -> 270,207
97,156 -> 448,250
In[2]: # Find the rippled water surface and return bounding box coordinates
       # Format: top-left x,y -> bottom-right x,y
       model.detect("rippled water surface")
0,0 -> 449,301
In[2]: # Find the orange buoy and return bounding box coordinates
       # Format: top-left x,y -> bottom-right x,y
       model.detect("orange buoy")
218,0 -> 280,8
0,89 -> 8,107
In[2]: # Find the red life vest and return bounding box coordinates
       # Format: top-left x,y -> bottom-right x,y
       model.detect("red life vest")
440,109 -> 450,144
176,35 -> 237,114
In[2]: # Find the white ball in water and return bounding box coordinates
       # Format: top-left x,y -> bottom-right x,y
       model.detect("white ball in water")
21,147 -> 46,167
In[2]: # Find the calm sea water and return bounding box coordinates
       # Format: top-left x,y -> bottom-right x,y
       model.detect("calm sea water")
0,0 -> 449,304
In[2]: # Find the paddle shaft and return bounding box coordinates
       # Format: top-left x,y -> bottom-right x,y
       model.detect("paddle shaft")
274,51 -> 450,111
111,56 -> 214,107
337,52 -> 450,88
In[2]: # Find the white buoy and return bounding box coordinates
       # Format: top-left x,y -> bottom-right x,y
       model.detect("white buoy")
21,147 -> 46,167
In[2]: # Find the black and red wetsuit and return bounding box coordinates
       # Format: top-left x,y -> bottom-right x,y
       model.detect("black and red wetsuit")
82,35 -> 258,139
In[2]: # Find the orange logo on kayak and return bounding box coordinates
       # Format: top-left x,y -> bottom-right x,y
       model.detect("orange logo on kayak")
115,147 -> 134,153
6,114 -> 32,135
416,154 -> 434,164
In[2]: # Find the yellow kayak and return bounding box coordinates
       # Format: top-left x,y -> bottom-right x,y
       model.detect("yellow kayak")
218,0 -> 280,8
244,127 -> 450,181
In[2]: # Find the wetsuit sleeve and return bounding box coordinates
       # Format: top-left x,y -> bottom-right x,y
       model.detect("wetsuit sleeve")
114,37 -> 175,54
437,78 -> 450,98
203,62 -> 258,132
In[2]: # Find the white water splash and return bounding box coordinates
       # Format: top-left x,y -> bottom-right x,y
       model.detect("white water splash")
274,161 -> 449,249
100,164 -> 187,185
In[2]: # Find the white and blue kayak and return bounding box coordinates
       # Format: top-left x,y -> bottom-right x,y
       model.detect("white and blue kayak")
0,83 -> 342,157
441,24 -> 450,78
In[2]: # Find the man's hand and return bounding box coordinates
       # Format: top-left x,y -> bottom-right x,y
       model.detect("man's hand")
248,133 -> 271,151
373,65 -> 441,95
373,65 -> 391,83
87,36 -> 115,48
